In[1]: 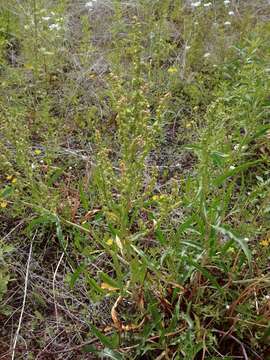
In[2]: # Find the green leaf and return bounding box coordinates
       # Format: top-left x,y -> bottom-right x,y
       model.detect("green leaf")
55,216 -> 64,242
79,181 -> 89,210
82,344 -> 99,354
89,324 -> 115,349
130,258 -> 147,284
99,272 -> 122,289
27,214 -> 55,232
176,215 -> 196,235
187,259 -> 224,294
262,323 -> 270,342
87,276 -> 104,295
213,225 -> 252,270
213,160 -> 261,186
181,240 -> 203,250
100,348 -> 124,360
47,167 -> 64,187
154,228 -> 166,245
182,312 -> 194,329
210,151 -> 229,167
131,244 -> 159,274
69,263 -> 86,289
0,186 -> 13,198
249,125 -> 270,141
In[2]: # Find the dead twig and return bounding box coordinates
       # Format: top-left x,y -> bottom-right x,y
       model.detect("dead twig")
53,251 -> 65,329
213,329 -> 248,360
35,330 -> 65,360
11,231 -> 36,360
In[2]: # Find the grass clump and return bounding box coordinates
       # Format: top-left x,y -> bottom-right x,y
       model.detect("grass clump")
0,0 -> 270,359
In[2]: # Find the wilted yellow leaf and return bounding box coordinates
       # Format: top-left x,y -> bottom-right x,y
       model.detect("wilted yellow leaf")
101,283 -> 119,291
115,235 -> 124,255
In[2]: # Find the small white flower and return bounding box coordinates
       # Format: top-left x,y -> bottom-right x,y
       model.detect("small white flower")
228,11 -> 235,16
224,0 -> 230,4
229,165 -> 235,170
265,295 -> 270,300
24,24 -> 30,30
234,144 -> 240,150
191,1 -> 201,8
31,163 -> 36,170
185,45 -> 191,50
85,1 -> 93,8
42,16 -> 51,21
226,305 -> 230,310
49,23 -> 61,31
224,21 -> 231,26
203,52 -> 211,58
204,2 -> 212,7
244,237 -> 249,242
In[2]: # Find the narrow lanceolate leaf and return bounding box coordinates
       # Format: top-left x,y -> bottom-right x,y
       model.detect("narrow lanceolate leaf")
100,282 -> 119,292
89,323 -> 115,349
213,160 -> 261,186
70,263 -> 86,288
0,186 -> 13,198
115,235 -> 124,255
213,225 -> 252,269
187,259 -> 224,294
100,348 -> 124,360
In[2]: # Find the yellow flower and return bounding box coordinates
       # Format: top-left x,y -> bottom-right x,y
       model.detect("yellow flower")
106,238 -> 114,246
34,149 -> 42,155
152,195 -> 159,201
186,123 -> 192,128
0,201 -> 8,208
168,66 -> 178,74
12,178 -> 17,184
260,239 -> 269,247
6,175 -> 12,180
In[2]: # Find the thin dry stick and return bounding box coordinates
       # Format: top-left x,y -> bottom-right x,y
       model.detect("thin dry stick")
44,331 -> 115,355
254,290 -> 259,315
53,251 -> 65,329
35,330 -> 65,360
1,220 -> 24,241
11,231 -> 36,360
213,329 -> 248,360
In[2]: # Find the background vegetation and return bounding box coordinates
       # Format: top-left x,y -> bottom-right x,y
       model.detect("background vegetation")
0,0 -> 270,358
